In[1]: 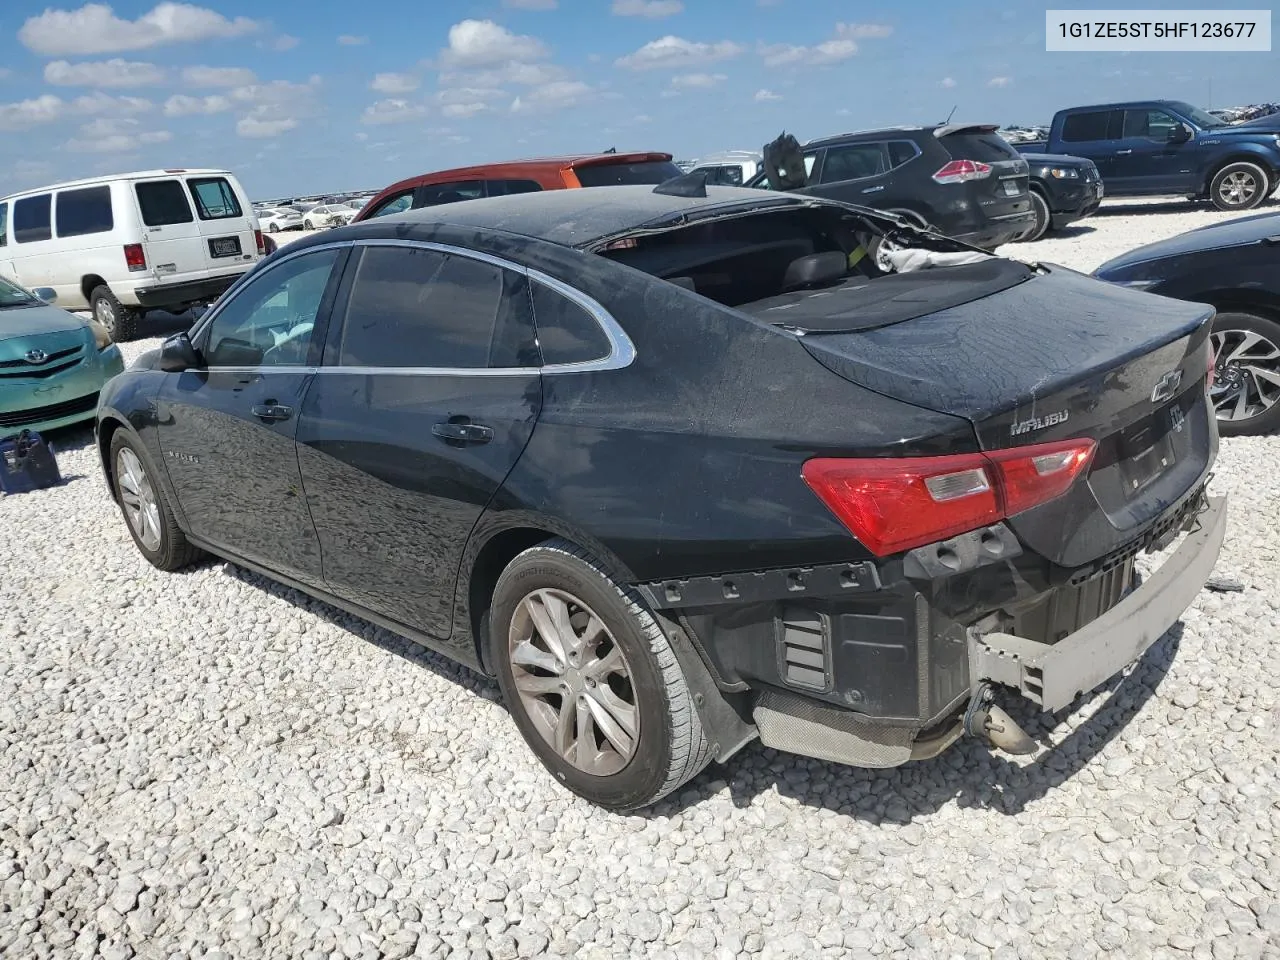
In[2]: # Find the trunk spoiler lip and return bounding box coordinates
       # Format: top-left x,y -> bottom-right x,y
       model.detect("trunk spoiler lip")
934,123 -> 1002,137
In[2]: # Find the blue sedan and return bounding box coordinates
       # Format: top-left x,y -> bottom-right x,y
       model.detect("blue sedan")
0,276 -> 125,436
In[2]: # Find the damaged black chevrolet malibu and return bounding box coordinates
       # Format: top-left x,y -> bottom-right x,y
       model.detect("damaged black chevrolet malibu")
95,183 -> 1226,810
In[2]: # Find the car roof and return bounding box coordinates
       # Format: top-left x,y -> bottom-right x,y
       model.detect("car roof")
1057,100 -> 1180,112
802,123 -> 999,149
360,184 -> 818,249
371,152 -> 675,198
0,168 -> 232,201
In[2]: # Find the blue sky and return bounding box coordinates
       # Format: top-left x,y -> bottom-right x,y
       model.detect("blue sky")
0,1 -> 1276,199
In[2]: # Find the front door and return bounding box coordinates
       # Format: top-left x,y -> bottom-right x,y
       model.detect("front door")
155,246 -> 348,586
1111,108 -> 1195,194
296,241 -> 543,644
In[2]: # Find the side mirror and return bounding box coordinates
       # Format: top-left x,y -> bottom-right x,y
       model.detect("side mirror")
1168,123 -> 1193,144
159,332 -> 200,372
32,287 -> 57,303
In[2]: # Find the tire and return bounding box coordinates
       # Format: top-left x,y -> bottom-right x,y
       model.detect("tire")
304,219 -> 314,230
869,209 -> 932,272
490,538 -> 713,811
1210,311 -> 1280,437
1022,190 -> 1051,242
90,285 -> 141,343
109,431 -> 203,571
268,222 -> 280,233
1209,161 -> 1270,212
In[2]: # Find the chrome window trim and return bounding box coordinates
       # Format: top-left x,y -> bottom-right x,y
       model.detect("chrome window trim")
185,236 -> 636,377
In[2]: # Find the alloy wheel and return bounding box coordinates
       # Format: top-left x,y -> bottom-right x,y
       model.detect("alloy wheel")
1217,170 -> 1260,208
508,588 -> 640,776
1211,327 -> 1280,424
116,447 -> 162,551
94,298 -> 117,337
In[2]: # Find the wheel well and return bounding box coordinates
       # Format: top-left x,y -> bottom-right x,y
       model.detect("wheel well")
467,527 -> 560,671
97,416 -> 124,499
1192,291 -> 1280,323
81,274 -> 107,304
1205,155 -> 1272,191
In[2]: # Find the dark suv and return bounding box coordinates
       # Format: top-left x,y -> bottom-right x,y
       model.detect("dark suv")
746,124 -> 1035,249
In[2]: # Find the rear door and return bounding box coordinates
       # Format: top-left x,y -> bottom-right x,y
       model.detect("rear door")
183,174 -> 259,272
296,240 -> 543,642
133,177 -> 207,284
1057,109 -> 1123,180
807,141 -> 894,207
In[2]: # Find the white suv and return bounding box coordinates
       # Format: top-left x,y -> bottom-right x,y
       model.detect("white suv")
0,169 -> 263,341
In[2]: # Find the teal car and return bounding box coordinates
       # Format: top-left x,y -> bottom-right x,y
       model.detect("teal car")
0,276 -> 125,436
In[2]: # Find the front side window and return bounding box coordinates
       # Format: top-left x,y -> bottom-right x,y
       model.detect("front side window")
417,181 -> 485,206
55,186 -> 114,238
13,195 -> 52,244
820,143 -> 888,183
532,282 -> 611,366
188,177 -> 243,220
336,245 -> 538,369
202,250 -> 339,367
1123,109 -> 1178,140
488,179 -> 544,197
136,180 -> 195,226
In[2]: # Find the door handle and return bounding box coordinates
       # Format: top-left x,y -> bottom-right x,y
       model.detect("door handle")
432,421 -> 494,444
251,402 -> 293,422
1116,149 -> 1133,155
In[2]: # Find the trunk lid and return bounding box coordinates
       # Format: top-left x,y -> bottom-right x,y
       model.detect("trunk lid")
798,265 -> 1216,567
936,125 -> 1032,220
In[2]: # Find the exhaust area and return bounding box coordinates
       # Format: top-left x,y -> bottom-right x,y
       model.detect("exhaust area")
964,683 -> 1038,755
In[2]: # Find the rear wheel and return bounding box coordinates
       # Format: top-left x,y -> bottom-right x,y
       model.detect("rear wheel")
1021,190 -> 1051,242
268,222 -> 280,233
110,431 -> 203,570
869,209 -> 932,272
90,285 -> 141,343
1209,162 -> 1269,212
304,218 -> 314,230
490,538 -> 713,811
1210,311 -> 1280,436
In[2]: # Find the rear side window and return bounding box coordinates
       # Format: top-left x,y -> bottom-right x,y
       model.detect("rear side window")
13,194 -> 52,244
0,203 -> 7,248
1061,111 -> 1113,142
939,133 -> 1018,163
888,141 -> 920,168
365,190 -> 414,218
418,181 -> 484,206
337,246 -> 538,369
820,143 -> 888,183
531,282 -> 611,366
487,179 -> 543,197
573,160 -> 682,187
188,177 -> 243,220
55,186 -> 114,238
136,180 -> 195,226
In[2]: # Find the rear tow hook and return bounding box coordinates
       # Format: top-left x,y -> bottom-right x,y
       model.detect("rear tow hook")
963,682 -> 1038,755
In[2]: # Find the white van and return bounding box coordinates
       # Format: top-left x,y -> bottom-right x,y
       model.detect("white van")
687,151 -> 764,187
0,169 -> 263,341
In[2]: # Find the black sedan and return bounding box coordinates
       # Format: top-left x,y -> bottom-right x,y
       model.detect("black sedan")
1094,211 -> 1280,436
96,185 -> 1225,810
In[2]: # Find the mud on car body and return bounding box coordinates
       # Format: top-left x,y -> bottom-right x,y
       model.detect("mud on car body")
95,185 -> 1224,810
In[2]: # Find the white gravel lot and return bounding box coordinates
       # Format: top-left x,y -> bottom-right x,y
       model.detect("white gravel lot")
2,199 -> 1279,960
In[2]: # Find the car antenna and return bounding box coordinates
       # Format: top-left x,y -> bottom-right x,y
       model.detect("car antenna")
653,169 -> 708,198
943,104 -> 957,125
603,146 -> 617,154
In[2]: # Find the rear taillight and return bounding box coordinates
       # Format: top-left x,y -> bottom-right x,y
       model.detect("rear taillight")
123,243 -> 146,272
802,439 -> 1097,557
932,159 -> 992,184
255,229 -> 265,255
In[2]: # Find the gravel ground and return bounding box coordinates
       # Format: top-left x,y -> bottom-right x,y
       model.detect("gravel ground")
2,200 -> 1279,960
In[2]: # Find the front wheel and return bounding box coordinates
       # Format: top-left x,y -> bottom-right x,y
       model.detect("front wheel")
490,539 -> 713,811
1210,311 -> 1280,436
109,431 -> 204,570
90,285 -> 141,343
1021,191 -> 1051,242
1209,162 -> 1269,212
304,219 -> 314,230
268,222 -> 280,233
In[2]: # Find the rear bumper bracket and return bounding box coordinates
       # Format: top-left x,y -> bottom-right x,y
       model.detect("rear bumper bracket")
636,560 -> 882,611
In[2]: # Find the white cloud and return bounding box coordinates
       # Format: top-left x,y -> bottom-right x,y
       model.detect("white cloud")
237,113 -> 297,138
67,116 -> 171,152
163,93 -> 231,116
0,95 -> 67,130
182,65 -> 256,87
504,0 -> 557,8
440,19 -> 549,68
988,75 -> 1012,87
446,61 -> 566,88
437,87 -> 504,118
70,92 -> 153,115
338,35 -> 368,45
671,72 -> 726,89
836,22 -> 893,39
19,2 -> 259,57
371,72 -> 419,94
758,22 -> 890,67
270,34 -> 300,51
941,77 -> 957,88
230,77 -> 321,108
361,98 -> 428,125
754,88 -> 782,102
615,36 -> 744,70
44,58 -> 165,88
612,0 -> 684,17
510,79 -> 591,112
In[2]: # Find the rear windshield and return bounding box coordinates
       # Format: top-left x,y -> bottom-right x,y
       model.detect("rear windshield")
573,160 -> 683,187
940,133 -> 1020,163
188,177 -> 243,220
136,180 -> 194,226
